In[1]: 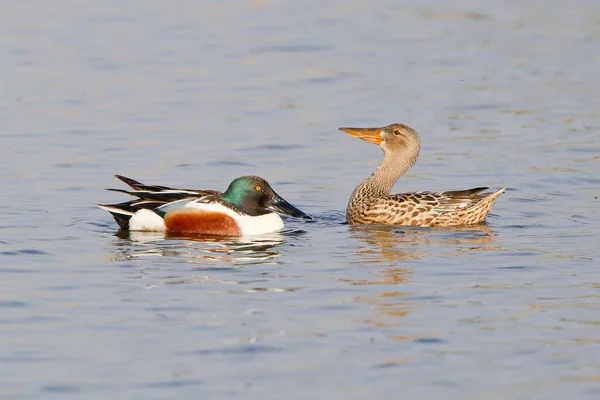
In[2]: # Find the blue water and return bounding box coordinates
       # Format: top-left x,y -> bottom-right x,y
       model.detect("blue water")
1,1 -> 599,398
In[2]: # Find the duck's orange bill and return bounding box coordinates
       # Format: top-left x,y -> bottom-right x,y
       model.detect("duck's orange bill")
338,127 -> 383,145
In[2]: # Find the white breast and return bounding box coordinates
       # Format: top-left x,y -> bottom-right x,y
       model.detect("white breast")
237,213 -> 284,235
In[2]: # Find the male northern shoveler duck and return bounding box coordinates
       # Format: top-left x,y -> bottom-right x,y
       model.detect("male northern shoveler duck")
339,123 -> 505,227
98,175 -> 311,236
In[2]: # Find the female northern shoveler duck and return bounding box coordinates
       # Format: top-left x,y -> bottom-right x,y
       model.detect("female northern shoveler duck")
98,175 -> 311,235
339,123 -> 505,227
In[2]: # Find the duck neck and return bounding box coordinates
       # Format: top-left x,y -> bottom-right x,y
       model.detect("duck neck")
358,150 -> 415,197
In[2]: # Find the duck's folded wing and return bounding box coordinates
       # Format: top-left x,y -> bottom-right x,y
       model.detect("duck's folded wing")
105,188 -> 221,203
356,189 -> 493,224
111,175 -> 223,201
155,194 -> 237,216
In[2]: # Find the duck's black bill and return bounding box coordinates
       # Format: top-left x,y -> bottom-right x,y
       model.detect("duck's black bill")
268,194 -> 312,220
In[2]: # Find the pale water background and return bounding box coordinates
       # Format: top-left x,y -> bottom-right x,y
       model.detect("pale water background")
1,0 -> 599,399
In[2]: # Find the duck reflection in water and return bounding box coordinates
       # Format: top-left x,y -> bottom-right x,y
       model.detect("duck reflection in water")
110,229 -> 307,266
345,224 -> 498,341
348,223 -> 498,263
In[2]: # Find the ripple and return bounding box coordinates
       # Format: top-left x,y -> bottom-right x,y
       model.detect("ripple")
0,300 -> 28,308
251,44 -> 331,54
1,249 -> 49,256
40,385 -> 80,394
243,143 -> 305,151
414,338 -> 446,344
205,159 -> 252,167
179,344 -> 282,356
142,379 -> 203,389
0,267 -> 36,273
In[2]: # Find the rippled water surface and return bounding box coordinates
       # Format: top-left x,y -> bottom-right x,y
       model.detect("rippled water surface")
2,0 -> 600,398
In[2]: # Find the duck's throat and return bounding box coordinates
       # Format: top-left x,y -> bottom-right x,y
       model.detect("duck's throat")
359,151 -> 415,196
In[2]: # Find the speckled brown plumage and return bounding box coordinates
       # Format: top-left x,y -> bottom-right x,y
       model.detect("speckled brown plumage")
340,123 -> 504,227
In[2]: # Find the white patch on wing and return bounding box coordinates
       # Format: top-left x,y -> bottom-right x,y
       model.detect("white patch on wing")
157,199 -> 195,214
131,189 -> 199,195
129,209 -> 166,231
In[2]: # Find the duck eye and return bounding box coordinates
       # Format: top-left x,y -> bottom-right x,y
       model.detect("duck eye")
255,185 -> 262,191
393,130 -> 401,136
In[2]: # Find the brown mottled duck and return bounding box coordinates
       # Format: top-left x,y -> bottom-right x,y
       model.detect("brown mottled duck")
339,123 -> 504,227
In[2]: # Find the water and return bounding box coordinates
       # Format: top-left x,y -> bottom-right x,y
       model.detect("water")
1,0 -> 599,398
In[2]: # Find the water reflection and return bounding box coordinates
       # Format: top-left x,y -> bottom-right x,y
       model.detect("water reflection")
348,226 -> 426,263
344,224 -> 499,335
109,229 -> 293,267
348,223 -> 498,263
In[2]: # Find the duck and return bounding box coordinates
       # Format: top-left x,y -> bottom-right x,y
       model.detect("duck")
98,175 -> 311,235
339,123 -> 504,227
